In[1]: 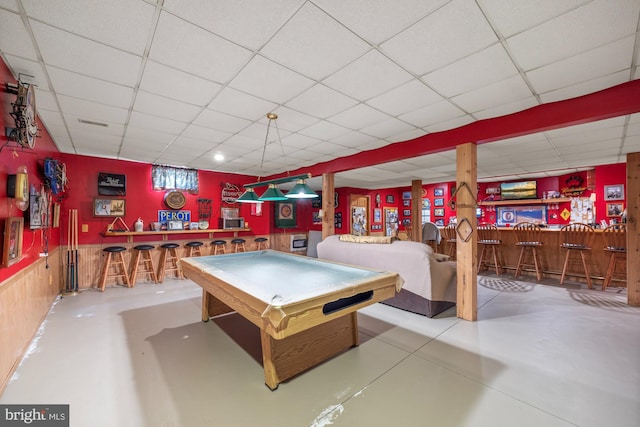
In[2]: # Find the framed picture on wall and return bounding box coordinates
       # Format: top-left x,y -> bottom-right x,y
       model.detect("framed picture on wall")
386,195 -> 394,203
606,203 -> 623,217
3,217 -> 24,267
402,200 -> 410,207
94,198 -> 126,217
403,209 -> 411,216
275,200 -> 296,228
402,191 -> 411,200
604,184 -> 624,201
434,208 -> 445,217
434,188 -> 444,197
434,198 -> 444,206
374,208 -> 382,223
435,219 -> 445,227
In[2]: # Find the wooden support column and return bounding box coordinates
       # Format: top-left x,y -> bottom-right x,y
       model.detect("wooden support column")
322,173 -> 335,240
627,152 -> 640,306
411,180 -> 423,242
456,143 -> 478,321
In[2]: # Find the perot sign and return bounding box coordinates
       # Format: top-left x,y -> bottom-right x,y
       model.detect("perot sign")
221,183 -> 243,203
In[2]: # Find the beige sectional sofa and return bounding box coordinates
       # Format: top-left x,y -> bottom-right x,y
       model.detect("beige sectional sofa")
316,235 -> 457,317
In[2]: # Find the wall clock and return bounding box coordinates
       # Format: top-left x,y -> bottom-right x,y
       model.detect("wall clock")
164,190 -> 186,209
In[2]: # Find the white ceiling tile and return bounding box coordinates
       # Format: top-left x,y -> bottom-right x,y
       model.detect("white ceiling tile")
36,110 -> 69,137
323,50 -> 413,100
163,0 -> 301,50
386,128 -> 428,143
545,116 -> 625,138
314,0 -> 449,45
298,120 -> 352,140
149,11 -> 252,83
360,118 -> 417,140
268,107 -> 321,133
366,80 -> 443,116
180,125 -> 232,144
0,10 -> 39,60
128,111 -> 187,135
380,0 -> 498,75
46,66 -> 134,108
286,84 -> 358,119
399,100 -> 465,127
193,107 -> 253,133
538,70 -> 631,104
139,61 -> 222,106
281,134 -> 326,151
422,114 -> 475,133
507,0 -> 640,70
473,96 -> 539,121
30,21 -> 142,86
477,0 -> 590,38
527,36 -> 635,94
422,44 -> 519,97
58,95 -> 129,125
33,89 -> 58,113
133,91 -> 201,122
3,55 -> 49,90
228,55 -> 314,104
22,0 -> 156,54
328,104 -> 392,130
208,88 -> 277,123
125,125 -> 178,145
329,132 -> 378,149
260,2 -> 369,80
0,1 -> 18,12
452,75 -> 532,113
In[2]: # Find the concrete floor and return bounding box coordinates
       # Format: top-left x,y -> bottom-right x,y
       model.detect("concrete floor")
1,273 -> 638,427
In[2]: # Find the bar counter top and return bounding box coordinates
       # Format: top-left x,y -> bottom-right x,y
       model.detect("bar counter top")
103,228 -> 251,242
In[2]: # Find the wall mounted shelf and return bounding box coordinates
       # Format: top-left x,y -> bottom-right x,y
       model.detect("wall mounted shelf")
478,198 -> 571,206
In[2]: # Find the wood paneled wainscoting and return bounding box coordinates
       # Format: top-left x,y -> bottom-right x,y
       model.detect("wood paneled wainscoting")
0,248 -> 62,395
440,227 -> 623,287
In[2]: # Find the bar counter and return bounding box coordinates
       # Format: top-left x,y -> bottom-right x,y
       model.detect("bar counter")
103,228 -> 251,243
440,227 -> 622,287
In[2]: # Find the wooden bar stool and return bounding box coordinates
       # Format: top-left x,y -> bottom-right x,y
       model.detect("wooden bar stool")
602,224 -> 626,290
157,243 -> 183,282
184,241 -> 204,257
129,244 -> 158,285
231,238 -> 246,253
98,246 -> 130,292
513,222 -> 544,281
477,224 -> 503,275
254,237 -> 269,250
211,240 -> 227,255
442,223 -> 457,260
560,223 -> 594,288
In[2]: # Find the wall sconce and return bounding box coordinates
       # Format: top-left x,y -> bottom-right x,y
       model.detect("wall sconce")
7,165 -> 29,211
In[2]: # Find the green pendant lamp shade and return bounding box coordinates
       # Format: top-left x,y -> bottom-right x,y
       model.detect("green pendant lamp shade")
236,187 -> 263,203
259,184 -> 288,201
285,179 -> 319,199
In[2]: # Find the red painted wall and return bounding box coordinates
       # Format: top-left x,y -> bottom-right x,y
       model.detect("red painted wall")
1,60 -> 62,283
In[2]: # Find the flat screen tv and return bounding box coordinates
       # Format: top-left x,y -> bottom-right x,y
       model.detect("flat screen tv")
500,181 -> 537,200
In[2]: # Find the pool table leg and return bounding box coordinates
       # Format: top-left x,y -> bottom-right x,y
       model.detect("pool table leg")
201,289 -> 234,322
260,312 -> 359,390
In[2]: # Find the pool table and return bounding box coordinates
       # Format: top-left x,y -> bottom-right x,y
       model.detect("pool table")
180,250 -> 403,390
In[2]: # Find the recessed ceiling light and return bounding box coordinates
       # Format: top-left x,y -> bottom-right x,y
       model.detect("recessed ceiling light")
214,153 -> 224,161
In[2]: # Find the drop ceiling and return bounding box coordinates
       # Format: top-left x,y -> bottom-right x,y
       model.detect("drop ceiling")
1,0 -> 640,190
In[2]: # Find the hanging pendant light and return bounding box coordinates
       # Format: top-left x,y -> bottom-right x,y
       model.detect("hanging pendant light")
236,187 -> 263,203
286,179 -> 319,199
259,183 -> 288,201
